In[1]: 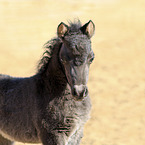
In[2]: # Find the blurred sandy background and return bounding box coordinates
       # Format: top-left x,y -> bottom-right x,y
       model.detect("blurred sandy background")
0,0 -> 145,145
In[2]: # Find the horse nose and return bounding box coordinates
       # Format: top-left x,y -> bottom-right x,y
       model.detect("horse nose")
72,85 -> 88,100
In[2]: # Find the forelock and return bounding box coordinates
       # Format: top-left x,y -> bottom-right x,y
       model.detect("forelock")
68,20 -> 82,33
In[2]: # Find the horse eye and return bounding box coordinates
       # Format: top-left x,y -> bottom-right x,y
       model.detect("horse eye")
60,57 -> 67,64
88,57 -> 94,64
88,52 -> 94,64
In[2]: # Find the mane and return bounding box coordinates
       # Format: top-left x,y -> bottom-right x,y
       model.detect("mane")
67,19 -> 82,33
37,20 -> 83,74
37,38 -> 61,74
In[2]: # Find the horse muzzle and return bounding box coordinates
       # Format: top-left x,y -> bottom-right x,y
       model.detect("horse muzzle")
71,85 -> 88,101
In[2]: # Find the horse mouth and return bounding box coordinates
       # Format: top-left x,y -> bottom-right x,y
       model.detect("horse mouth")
73,95 -> 87,101
71,85 -> 88,101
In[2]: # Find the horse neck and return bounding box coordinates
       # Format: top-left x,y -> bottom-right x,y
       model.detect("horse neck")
40,43 -> 68,97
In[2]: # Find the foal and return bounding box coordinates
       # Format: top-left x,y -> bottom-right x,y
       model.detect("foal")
0,20 -> 95,145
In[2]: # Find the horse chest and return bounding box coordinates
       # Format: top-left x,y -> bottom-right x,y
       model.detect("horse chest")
41,96 -> 91,136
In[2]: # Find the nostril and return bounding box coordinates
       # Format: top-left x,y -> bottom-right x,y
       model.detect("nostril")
83,87 -> 88,97
72,87 -> 79,97
81,87 -> 88,97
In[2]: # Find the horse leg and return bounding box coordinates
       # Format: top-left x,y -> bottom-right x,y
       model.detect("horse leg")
0,135 -> 14,145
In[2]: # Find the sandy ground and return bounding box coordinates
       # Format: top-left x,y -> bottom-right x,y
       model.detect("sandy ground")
0,0 -> 145,145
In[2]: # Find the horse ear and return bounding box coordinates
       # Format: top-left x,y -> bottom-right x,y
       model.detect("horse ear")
57,22 -> 68,38
80,20 -> 95,38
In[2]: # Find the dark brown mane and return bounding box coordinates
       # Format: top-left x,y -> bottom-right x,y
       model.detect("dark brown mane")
67,19 -> 82,33
37,38 -> 61,74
